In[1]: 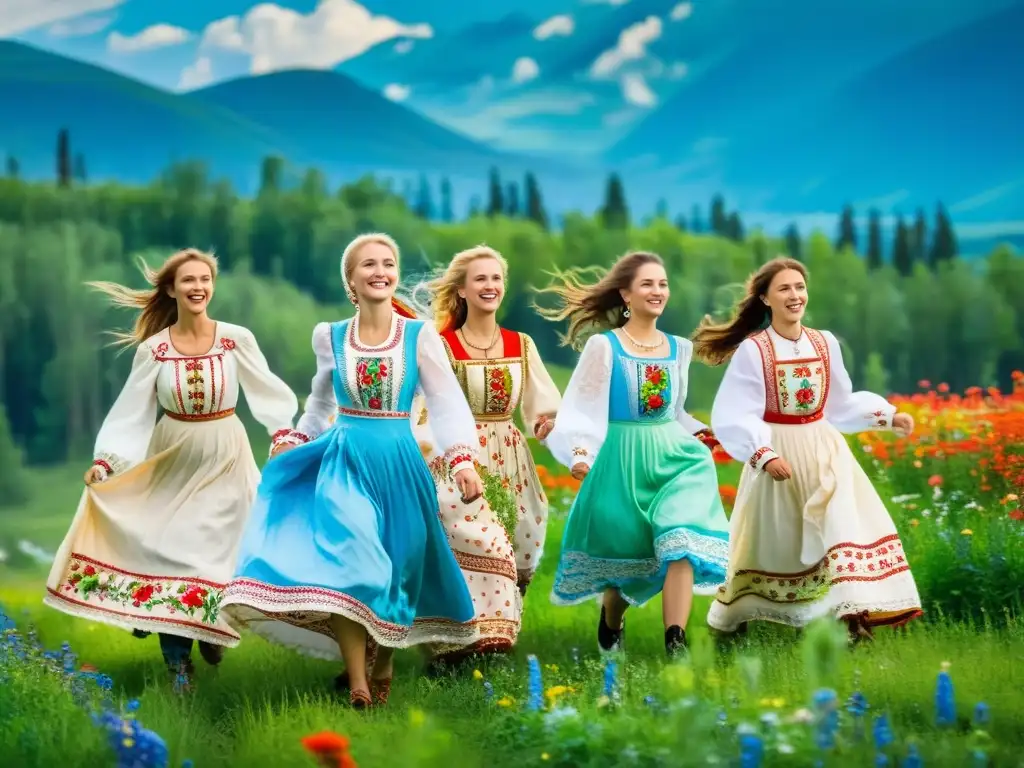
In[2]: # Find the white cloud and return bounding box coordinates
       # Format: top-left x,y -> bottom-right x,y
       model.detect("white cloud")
0,0 -> 125,37
534,14 -> 574,40
667,61 -> 688,79
590,16 -> 662,78
394,39 -> 414,54
583,0 -> 631,5
383,83 -> 410,101
512,56 -> 540,84
949,181 -> 1020,214
669,2 -> 693,22
107,24 -> 192,54
47,14 -> 113,38
194,0 -> 433,76
621,73 -> 656,107
437,90 -> 596,142
603,108 -> 639,128
178,56 -> 213,90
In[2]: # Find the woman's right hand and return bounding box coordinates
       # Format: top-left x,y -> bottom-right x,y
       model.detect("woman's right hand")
84,466 -> 106,485
570,462 -> 590,481
763,457 -> 792,481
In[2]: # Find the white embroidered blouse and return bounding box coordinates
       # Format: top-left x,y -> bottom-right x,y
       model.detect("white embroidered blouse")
711,326 -> 897,471
279,316 -> 479,475
545,332 -> 709,470
91,322 -> 299,477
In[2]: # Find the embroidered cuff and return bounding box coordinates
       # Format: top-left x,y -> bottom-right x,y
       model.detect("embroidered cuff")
272,429 -> 310,449
445,445 -> 476,476
570,446 -> 593,466
694,429 -> 720,450
749,446 -> 779,471
93,452 -> 127,476
870,404 -> 897,430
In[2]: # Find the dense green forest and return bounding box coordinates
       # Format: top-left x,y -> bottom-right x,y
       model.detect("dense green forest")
0,150 -> 1022,507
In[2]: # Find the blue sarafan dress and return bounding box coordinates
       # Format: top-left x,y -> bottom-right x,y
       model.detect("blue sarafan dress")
546,330 -> 730,607
221,313 -> 478,658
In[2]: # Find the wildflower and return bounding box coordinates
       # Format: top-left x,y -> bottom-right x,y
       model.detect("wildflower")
526,655 -> 544,712
758,697 -> 785,708
927,474 -> 943,487
739,732 -> 764,768
472,669 -> 483,680
301,731 -> 357,768
961,529 -> 973,536
540,754 -> 549,761
544,685 -> 573,707
409,709 -> 426,727
935,663 -> 956,727
973,701 -> 990,727
812,688 -> 839,750
872,713 -> 894,749
496,696 -> 515,708
903,744 -> 923,768
909,519 -> 920,527
483,681 -> 493,700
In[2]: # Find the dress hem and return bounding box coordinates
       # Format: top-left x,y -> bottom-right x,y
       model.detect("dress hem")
707,592 -> 924,632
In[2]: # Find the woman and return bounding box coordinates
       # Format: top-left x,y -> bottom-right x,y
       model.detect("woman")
693,256 -> 923,641
44,248 -> 298,682
538,251 -> 730,657
220,233 -> 484,709
409,244 -> 561,664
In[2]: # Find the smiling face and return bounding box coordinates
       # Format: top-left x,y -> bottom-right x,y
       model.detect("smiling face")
620,261 -> 669,319
169,258 -> 215,316
762,268 -> 808,324
459,256 -> 505,316
349,241 -> 399,305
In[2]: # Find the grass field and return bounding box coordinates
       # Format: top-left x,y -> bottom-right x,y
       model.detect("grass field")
3,384 -> 1024,767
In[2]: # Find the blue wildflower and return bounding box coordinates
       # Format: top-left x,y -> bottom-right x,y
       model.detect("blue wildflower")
847,691 -> 869,741
935,663 -> 955,727
902,743 -> 922,768
812,688 -> 839,750
739,732 -> 764,768
602,657 -> 618,699
525,655 -> 543,712
973,702 -> 990,727
483,681 -> 494,700
873,714 -> 894,750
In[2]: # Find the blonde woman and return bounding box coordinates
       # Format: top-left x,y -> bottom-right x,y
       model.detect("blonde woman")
221,233 -> 482,710
539,252 -> 729,657
44,249 -> 298,682
693,257 -> 922,641
409,245 -> 561,665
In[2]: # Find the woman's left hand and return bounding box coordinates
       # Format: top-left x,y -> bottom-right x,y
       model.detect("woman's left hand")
534,417 -> 555,440
455,467 -> 484,504
892,412 -> 915,437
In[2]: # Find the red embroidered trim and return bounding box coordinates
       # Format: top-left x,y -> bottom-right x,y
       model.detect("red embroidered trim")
749,446 -> 773,469
336,406 -> 410,419
448,452 -> 473,471
271,429 -> 292,443
764,411 -> 825,425
218,337 -> 236,351
92,459 -> 113,475
347,317 -> 405,353
163,408 -> 236,422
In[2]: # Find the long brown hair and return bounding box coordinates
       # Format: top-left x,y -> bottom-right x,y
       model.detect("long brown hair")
89,248 -> 219,347
534,251 -> 664,350
691,256 -> 807,365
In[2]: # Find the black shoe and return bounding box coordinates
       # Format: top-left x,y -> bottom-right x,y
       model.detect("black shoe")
198,641 -> 224,666
132,629 -> 151,639
597,606 -> 624,653
665,625 -> 687,658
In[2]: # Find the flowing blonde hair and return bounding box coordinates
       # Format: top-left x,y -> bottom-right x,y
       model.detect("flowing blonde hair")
534,251 -> 664,351
415,245 -> 509,332
89,248 -> 219,347
340,232 -> 420,318
691,256 -> 807,365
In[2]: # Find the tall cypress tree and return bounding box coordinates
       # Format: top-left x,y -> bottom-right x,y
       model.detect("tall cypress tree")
892,215 -> 912,276
784,223 -> 802,261
599,173 -> 629,229
486,167 -> 503,217
524,172 -> 548,229
505,181 -> 520,217
439,177 -> 454,222
709,195 -> 727,234
57,128 -> 71,187
836,204 -> 857,252
930,203 -> 958,267
866,209 -> 883,270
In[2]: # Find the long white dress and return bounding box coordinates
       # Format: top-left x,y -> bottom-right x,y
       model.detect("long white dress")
706,327 -> 922,631
44,322 -> 298,646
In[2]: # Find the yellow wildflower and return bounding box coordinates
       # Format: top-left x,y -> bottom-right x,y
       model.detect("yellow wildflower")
545,663 -> 559,673
759,697 -> 786,708
909,519 -> 919,527
541,754 -> 550,761
473,669 -> 483,680
496,696 -> 515,708
409,708 -> 426,727
961,529 -> 973,536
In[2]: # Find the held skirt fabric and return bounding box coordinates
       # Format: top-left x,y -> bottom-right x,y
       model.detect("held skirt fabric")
221,413 -> 477,659
44,414 -> 258,646
551,420 -> 730,607
706,421 -> 923,631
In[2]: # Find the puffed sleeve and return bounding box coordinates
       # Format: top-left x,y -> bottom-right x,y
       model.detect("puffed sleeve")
673,336 -> 712,434
822,330 -> 897,433
520,334 -> 562,435
544,334 -> 611,470
92,342 -> 161,478
275,322 -> 336,448
710,339 -> 779,471
417,324 -> 478,476
233,327 -> 299,439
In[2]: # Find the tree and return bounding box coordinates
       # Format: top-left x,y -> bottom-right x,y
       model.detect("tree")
0,407 -> 30,507
486,167 -> 503,217
911,208 -> 928,265
468,195 -> 482,217
413,174 -> 434,220
674,214 -> 688,231
784,223 -> 802,261
655,198 -> 669,220
892,215 -> 912,277
439,177 -> 453,222
524,172 -> 548,229
709,195 -> 727,235
598,173 -> 629,230
866,208 -> 883,270
724,212 -> 744,242
73,153 -> 87,184
836,204 -> 857,252
930,203 -> 957,267
690,204 -> 703,233
57,128 -> 71,187
5,156 -> 18,178
505,181 -> 520,217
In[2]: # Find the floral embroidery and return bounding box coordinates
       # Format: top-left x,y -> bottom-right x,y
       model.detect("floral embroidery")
354,357 -> 392,410
572,447 -> 589,457
59,557 -> 224,626
184,358 -> 206,414
749,446 -> 774,469
638,363 -> 671,417
793,368 -> 817,410
218,337 -> 236,351
92,458 -> 113,476
93,451 -> 128,475
152,342 -> 169,360
484,366 -> 514,415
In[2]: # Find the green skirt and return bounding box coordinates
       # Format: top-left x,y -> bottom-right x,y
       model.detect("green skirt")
551,420 -> 730,607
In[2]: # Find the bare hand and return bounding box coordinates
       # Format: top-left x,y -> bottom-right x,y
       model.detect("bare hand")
83,466 -> 106,485
455,467 -> 484,504
570,462 -> 590,481
271,442 -> 299,458
763,457 -> 792,481
534,418 -> 555,441
892,412 -> 915,437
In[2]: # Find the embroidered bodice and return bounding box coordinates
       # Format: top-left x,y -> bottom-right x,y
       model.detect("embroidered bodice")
710,326 -> 898,472
91,322 -> 298,476
331,317 -> 421,414
607,331 -> 678,424
545,331 -> 708,470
